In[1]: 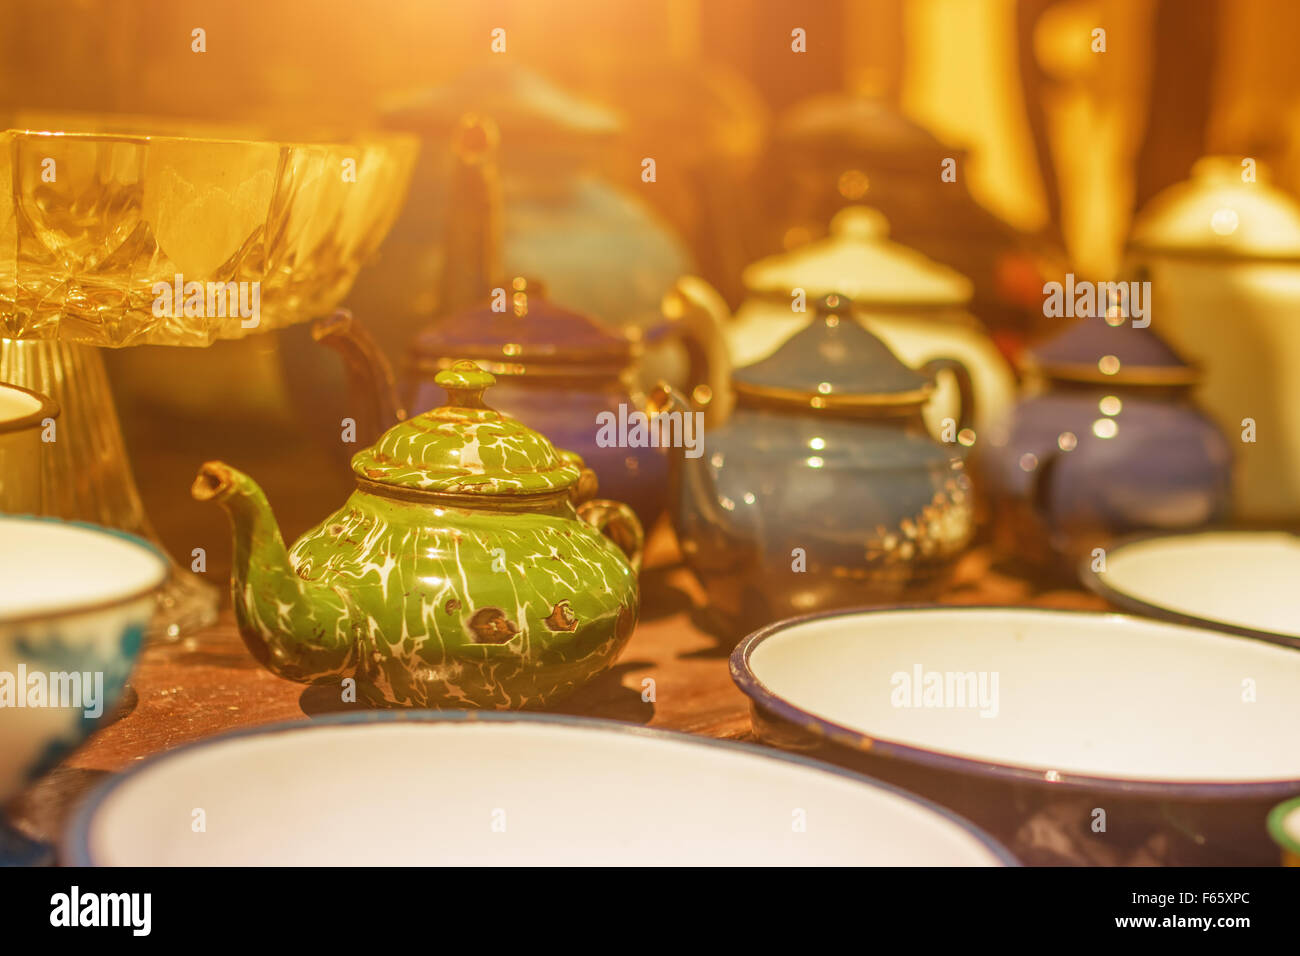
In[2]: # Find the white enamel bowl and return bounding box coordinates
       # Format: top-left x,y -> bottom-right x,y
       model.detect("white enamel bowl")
732,607 -> 1300,794
0,517 -> 166,803
1083,531 -> 1300,646
66,714 -> 1014,866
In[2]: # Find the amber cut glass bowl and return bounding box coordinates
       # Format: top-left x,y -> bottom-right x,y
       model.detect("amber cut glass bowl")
0,123 -> 417,346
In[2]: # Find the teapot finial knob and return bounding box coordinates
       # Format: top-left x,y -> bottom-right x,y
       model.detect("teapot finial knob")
452,113 -> 501,165
830,206 -> 889,240
436,360 -> 496,408
818,292 -> 855,324
509,276 -> 548,317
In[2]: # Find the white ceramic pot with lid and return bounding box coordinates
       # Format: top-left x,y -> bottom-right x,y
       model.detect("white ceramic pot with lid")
1128,156 -> 1300,519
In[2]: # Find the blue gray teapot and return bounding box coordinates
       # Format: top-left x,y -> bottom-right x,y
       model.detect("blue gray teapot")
660,287 -> 977,633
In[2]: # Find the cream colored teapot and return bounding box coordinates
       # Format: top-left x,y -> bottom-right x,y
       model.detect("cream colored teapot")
671,206 -> 1016,446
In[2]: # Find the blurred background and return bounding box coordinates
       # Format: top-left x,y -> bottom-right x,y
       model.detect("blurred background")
4,0 -> 1298,578
10,0 -> 1300,276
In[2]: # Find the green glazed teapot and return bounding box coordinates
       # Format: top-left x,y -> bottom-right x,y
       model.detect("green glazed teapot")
193,361 -> 643,709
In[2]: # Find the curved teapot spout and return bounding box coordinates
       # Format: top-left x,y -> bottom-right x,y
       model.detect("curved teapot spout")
660,276 -> 735,426
312,309 -> 405,445
192,461 -> 354,684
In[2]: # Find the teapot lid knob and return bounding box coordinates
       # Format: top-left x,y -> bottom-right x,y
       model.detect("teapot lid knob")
435,360 -> 496,408
452,113 -> 500,165
818,292 -> 854,321
508,275 -> 548,316
829,205 -> 889,240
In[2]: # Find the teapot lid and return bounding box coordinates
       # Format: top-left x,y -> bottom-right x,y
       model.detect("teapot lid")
410,278 -> 632,373
731,293 -> 933,410
775,92 -> 955,163
1129,157 -> 1300,260
742,206 -> 973,307
351,361 -> 584,497
1028,313 -> 1198,386
382,63 -> 621,143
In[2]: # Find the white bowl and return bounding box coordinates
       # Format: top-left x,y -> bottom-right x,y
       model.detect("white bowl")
1084,531 -> 1300,646
65,713 -> 1014,866
732,606 -> 1300,794
0,516 -> 166,802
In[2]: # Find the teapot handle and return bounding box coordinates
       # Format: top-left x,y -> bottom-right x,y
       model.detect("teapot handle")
578,499 -> 645,574
921,356 -> 977,438
657,276 -> 734,426
312,309 -> 406,444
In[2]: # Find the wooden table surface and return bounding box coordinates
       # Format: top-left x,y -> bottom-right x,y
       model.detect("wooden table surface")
10,525 -> 1107,851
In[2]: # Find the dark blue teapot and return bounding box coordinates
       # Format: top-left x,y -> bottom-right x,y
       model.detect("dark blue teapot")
981,311 -> 1232,566
315,278 -> 724,532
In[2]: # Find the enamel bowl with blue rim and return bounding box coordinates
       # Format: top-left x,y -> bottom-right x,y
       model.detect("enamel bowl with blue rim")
732,606 -> 1300,865
1083,529 -> 1300,649
0,516 -> 166,864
